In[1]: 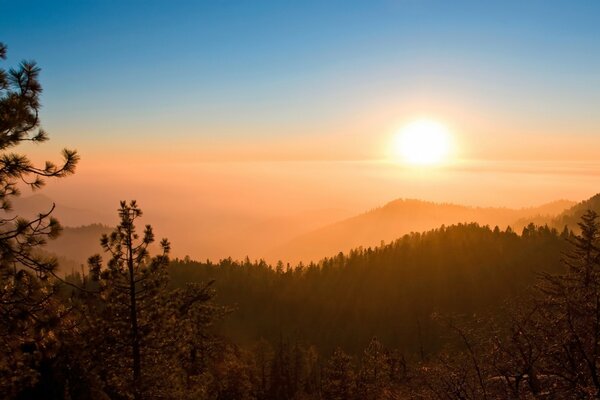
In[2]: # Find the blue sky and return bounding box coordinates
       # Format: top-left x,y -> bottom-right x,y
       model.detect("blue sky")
2,0 -> 600,160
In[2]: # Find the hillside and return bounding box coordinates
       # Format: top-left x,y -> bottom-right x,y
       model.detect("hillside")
11,194 -> 577,265
10,194 -> 112,227
550,193 -> 600,230
171,222 -> 569,354
5,195 -> 113,273
45,224 -> 113,273
271,198 -> 575,263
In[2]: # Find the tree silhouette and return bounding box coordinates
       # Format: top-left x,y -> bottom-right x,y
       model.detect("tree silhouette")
87,201 -> 171,399
0,42 -> 78,397
86,201 -> 218,399
0,42 -> 78,275
322,348 -> 355,400
538,209 -> 600,396
356,337 -> 391,400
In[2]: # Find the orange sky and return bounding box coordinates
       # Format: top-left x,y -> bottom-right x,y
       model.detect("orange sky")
29,154 -> 598,261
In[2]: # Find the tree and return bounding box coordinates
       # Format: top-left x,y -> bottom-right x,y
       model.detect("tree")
209,344 -> 253,400
416,212 -> 600,398
0,42 -> 78,274
488,303 -> 545,398
86,201 -> 217,399
86,201 -> 171,399
356,337 -> 390,400
322,348 -> 355,400
268,338 -> 293,399
252,339 -> 274,400
0,42 -> 78,398
566,209 -> 600,286
537,209 -> 600,396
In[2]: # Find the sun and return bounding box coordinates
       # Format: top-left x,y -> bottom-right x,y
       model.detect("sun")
392,119 -> 453,165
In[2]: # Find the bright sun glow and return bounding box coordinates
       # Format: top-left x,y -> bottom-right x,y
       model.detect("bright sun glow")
392,119 -> 453,165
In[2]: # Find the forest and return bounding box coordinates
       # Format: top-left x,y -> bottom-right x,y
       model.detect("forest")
3,38 -> 600,400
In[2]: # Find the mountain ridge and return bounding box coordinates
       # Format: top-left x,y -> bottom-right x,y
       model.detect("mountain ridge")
271,197 -> 576,263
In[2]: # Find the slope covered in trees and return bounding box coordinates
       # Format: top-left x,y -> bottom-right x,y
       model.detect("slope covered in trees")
171,222 -> 569,355
272,198 -> 574,263
9,194 -> 110,227
45,224 -> 113,271
17,192 -> 575,266
510,193 -> 600,234
551,193 -> 600,230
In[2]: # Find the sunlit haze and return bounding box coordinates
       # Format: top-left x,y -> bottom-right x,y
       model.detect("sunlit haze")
3,0 -> 600,262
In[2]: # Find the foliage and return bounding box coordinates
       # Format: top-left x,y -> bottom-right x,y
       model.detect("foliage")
81,201 -> 219,399
170,223 -> 567,355
414,210 -> 600,399
322,348 -> 355,400
0,42 -> 78,398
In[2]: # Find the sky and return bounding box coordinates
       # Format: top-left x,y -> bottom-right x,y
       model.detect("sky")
3,0 -> 600,259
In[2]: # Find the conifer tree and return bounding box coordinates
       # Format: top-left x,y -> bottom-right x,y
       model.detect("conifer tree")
322,348 -> 355,400
269,339 -> 293,399
0,42 -> 78,397
252,339 -> 274,399
86,201 -> 167,399
566,209 -> 600,285
0,42 -> 78,275
538,209 -> 600,396
209,344 -> 253,400
86,201 -> 217,399
356,337 -> 390,399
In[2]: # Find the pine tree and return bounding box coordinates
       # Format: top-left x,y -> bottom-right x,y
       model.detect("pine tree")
85,201 -> 165,398
86,201 -> 217,399
210,344 -> 253,400
566,209 -> 600,285
252,339 -> 273,400
538,209 -> 600,396
269,338 -> 293,399
0,42 -> 78,398
322,348 -> 355,400
356,337 -> 390,400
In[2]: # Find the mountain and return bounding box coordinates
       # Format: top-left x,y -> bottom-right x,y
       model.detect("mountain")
4,194 -> 113,273
230,208 -> 350,259
172,223 -> 569,354
44,224 -> 113,274
549,193 -> 600,230
10,194 -> 112,227
11,193 -> 580,269
271,198 -> 575,263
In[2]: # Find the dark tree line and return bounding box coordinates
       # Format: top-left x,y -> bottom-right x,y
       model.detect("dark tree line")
159,214 -> 600,399
406,210 -> 600,399
170,222 -> 569,355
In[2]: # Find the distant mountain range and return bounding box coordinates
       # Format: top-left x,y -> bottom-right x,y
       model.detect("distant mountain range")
549,193 -> 600,230
45,224 -> 113,273
7,194 -> 113,273
10,194 -> 112,227
270,198 -> 577,263
12,192 -> 600,270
